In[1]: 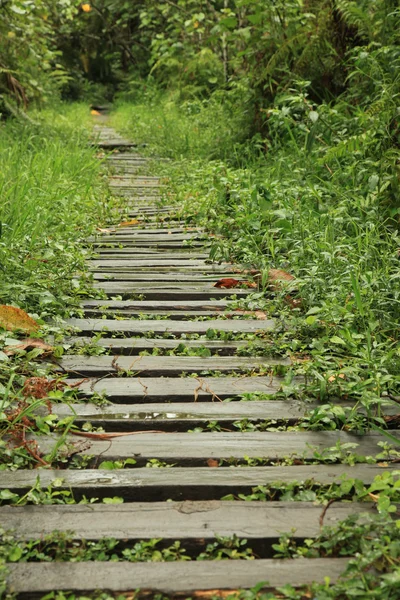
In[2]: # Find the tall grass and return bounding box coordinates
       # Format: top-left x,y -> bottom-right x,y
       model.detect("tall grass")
112,84 -> 400,402
0,104 -> 109,315
112,88 -> 253,161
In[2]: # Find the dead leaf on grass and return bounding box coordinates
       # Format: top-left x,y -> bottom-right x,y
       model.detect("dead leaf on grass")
22,377 -> 65,399
90,109 -> 100,115
4,338 -> 54,356
254,310 -> 268,320
328,373 -> 346,383
0,305 -> 39,334
214,278 -> 256,289
118,219 -> 140,227
96,227 -> 115,233
268,268 -> 295,284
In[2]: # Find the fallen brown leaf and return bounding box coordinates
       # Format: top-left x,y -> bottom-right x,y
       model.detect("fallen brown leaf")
22,377 -> 65,399
269,268 -> 295,284
4,338 -> 54,356
214,278 -> 256,289
328,373 -> 346,383
254,310 -> 267,320
96,227 -> 115,233
0,305 -> 39,334
91,109 -> 100,115
118,219 -> 140,227
207,458 -> 219,468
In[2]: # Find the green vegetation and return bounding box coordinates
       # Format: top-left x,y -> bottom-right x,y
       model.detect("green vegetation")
1,0 -> 400,598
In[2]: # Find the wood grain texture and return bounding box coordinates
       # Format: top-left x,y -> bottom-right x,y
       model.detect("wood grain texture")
7,558 -> 350,594
2,465 -> 394,495
0,501 -> 377,540
65,318 -> 273,335
58,354 -> 287,376
33,430 -> 400,461
66,375 -> 291,401
62,336 -> 244,355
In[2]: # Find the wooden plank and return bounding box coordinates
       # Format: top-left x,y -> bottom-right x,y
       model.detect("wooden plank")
91,267 -> 233,275
82,309 -> 257,319
65,318 -> 274,335
90,241 -> 206,249
97,227 -> 201,234
66,375 -> 283,401
32,430 -> 400,463
0,501 -> 379,540
63,337 -> 244,355
80,300 -> 232,310
2,465 -> 395,497
91,253 -> 209,260
92,248 -> 207,256
92,286 -> 250,299
47,399 -> 315,421
87,234 -> 204,242
110,176 -> 161,181
96,141 -> 137,149
58,355 -> 288,377
7,559 -> 350,595
91,247 -> 199,255
90,276 -> 245,286
89,259 -> 216,267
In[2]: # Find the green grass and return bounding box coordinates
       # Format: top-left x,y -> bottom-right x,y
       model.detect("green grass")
0,103 -> 111,317
111,89 -> 400,412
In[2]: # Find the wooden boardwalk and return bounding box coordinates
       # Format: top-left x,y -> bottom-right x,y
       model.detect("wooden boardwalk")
3,123 -> 399,597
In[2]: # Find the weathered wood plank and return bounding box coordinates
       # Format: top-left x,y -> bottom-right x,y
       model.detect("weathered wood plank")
91,248 -> 200,255
2,465 -> 395,497
63,336 -> 245,355
65,318 -> 274,335
44,399 -> 400,423
93,286 -> 251,299
87,234 -> 204,243
0,501 -> 379,540
66,375 -> 282,401
89,241 -> 206,249
90,273 -> 243,282
89,259 -> 220,267
92,250 -> 208,257
81,308 -> 258,319
58,355 -> 287,377
33,430 -> 400,462
7,559 -> 350,595
91,267 -> 234,275
96,140 -> 137,149
46,399 -> 313,420
80,299 -> 232,309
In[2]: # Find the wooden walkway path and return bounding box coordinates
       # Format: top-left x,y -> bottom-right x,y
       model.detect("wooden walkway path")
3,122 -> 399,597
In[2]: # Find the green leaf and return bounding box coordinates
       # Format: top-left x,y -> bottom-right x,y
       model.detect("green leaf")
103,496 -> 124,504
305,315 -> 317,325
8,546 -> 23,562
330,336 -> 346,345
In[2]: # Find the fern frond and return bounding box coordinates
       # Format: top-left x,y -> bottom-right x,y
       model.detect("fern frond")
335,0 -> 372,39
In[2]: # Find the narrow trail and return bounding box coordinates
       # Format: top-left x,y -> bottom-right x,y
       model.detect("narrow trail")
3,118 -> 398,597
